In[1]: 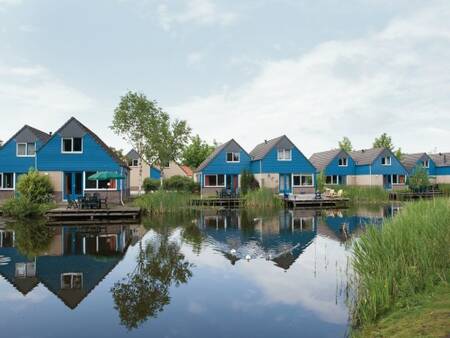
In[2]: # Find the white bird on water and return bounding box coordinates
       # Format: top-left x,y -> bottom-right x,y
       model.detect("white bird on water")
230,249 -> 236,255
245,255 -> 251,261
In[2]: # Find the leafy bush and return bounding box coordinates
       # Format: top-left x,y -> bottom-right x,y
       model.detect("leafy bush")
16,169 -> 53,203
240,170 -> 259,195
316,171 -> 325,193
1,197 -> 54,218
407,165 -> 429,192
163,175 -> 199,193
143,178 -> 160,193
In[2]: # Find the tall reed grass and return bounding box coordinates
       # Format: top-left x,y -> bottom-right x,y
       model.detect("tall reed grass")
134,191 -> 193,215
339,185 -> 389,204
351,198 -> 450,327
244,188 -> 283,209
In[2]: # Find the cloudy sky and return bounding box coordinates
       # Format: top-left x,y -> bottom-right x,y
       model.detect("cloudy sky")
1,0 -> 449,156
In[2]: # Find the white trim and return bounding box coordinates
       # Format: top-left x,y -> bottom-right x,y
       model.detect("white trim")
16,142 -> 36,157
381,156 -> 392,166
61,137 -> 83,154
226,152 -> 240,163
292,173 -> 314,187
277,148 -> 292,161
338,157 -> 348,167
0,172 -> 15,190
422,160 -> 429,168
61,272 -> 83,289
392,174 -> 406,185
83,171 -> 118,191
203,174 -> 226,188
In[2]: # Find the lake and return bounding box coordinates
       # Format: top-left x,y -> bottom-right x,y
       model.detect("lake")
0,205 -> 400,338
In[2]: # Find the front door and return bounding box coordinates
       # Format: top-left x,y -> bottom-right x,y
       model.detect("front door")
383,174 -> 392,189
226,174 -> 238,192
279,174 -> 291,194
64,172 -> 84,201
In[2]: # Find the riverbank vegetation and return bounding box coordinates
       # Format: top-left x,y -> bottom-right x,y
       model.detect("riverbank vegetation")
244,188 -> 283,209
351,198 -> 450,334
134,191 -> 193,215
1,170 -> 55,218
338,185 -> 389,204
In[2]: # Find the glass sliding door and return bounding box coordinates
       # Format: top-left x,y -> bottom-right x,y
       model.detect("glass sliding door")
63,172 -> 84,200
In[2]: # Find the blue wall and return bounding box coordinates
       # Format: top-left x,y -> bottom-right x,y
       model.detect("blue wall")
201,148 -> 251,175
355,153 -> 407,176
250,147 -> 315,174
0,140 -> 43,173
150,167 -> 161,179
409,158 -> 437,176
436,166 -> 450,175
323,155 -> 356,176
38,133 -> 121,172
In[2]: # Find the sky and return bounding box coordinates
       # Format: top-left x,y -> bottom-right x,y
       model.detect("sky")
0,0 -> 449,156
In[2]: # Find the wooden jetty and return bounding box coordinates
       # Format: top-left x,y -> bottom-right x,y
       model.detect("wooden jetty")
45,206 -> 141,223
191,198 -> 243,208
283,196 -> 349,209
389,191 -> 443,201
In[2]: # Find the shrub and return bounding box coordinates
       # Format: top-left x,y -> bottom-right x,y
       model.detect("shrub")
407,165 -> 429,192
1,197 -> 54,218
244,188 -> 283,209
163,175 -> 199,193
316,171 -> 325,193
16,169 -> 53,204
240,170 -> 259,195
143,178 -> 160,193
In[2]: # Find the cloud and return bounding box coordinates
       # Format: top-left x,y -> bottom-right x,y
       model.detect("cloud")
171,1 -> 450,155
157,0 -> 237,31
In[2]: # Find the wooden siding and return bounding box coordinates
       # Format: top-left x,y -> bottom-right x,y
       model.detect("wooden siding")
201,145 -> 251,175
322,152 -> 356,176
250,147 -> 315,174
0,140 -> 37,173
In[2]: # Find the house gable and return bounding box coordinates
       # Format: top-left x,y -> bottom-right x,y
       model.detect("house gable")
323,150 -> 356,176
200,139 -> 251,174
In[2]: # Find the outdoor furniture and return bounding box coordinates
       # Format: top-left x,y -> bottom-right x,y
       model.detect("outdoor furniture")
314,191 -> 322,200
67,197 -> 79,209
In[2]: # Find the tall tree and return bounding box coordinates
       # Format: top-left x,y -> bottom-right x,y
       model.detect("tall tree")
373,133 -> 394,151
338,136 -> 353,152
111,92 -> 154,195
181,135 -> 215,169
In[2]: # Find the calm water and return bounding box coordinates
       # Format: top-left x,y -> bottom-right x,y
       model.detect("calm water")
0,205 -> 399,338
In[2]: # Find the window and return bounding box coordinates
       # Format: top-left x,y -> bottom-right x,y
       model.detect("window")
277,148 -> 292,161
292,174 -> 313,187
204,174 -> 225,187
422,160 -> 429,168
0,173 -> 14,190
381,156 -> 391,166
226,152 -> 240,162
128,159 -> 139,167
392,174 -> 405,184
15,263 -> 36,278
338,157 -> 348,166
162,160 -> 170,168
85,171 -> 117,190
62,137 -> 83,153
16,142 -> 36,157
61,273 -> 83,289
326,175 -> 339,185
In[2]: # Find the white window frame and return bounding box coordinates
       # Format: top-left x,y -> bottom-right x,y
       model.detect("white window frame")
392,174 -> 406,185
338,157 -> 348,167
83,171 -> 117,191
326,175 -> 339,185
16,142 -> 36,157
204,174 -> 226,188
422,160 -> 429,168
131,159 -> 139,167
61,272 -> 83,289
226,152 -> 240,163
292,174 -> 314,187
277,148 -> 292,161
0,172 -> 15,190
61,137 -> 83,154
381,156 -> 391,166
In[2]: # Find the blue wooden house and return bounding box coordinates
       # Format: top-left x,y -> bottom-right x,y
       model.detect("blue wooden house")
349,148 -> 408,189
36,117 -> 130,202
429,152 -> 450,184
249,135 -> 316,194
0,125 -> 51,199
401,153 -> 436,177
194,139 -> 251,196
309,149 -> 356,185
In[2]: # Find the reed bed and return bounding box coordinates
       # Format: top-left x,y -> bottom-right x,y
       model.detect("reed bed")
134,191 -> 194,215
339,185 -> 389,204
351,198 -> 450,327
244,188 -> 283,210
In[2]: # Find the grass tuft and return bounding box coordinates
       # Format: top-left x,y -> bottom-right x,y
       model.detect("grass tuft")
244,188 -> 283,210
133,191 -> 193,215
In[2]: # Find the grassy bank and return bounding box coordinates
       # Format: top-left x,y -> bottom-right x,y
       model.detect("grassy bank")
351,199 -> 450,332
353,282 -> 450,337
244,188 -> 283,210
133,191 -> 194,215
1,198 -> 55,219
337,185 -> 389,204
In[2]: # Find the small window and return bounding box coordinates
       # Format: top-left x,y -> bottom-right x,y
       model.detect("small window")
392,174 -> 406,185
292,174 -> 313,187
277,148 -> 292,161
61,273 -> 83,289
326,175 -> 339,185
16,143 -> 35,157
338,157 -> 348,166
226,152 -> 240,162
204,174 -> 225,187
422,160 -> 429,168
162,160 -> 170,168
73,138 -> 82,152
381,156 -> 391,166
63,138 -> 72,152
62,137 -> 83,153
0,173 -> 14,190
27,143 -> 36,156
133,159 -> 139,167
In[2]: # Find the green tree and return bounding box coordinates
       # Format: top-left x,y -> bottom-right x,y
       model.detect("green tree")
17,169 -> 53,204
338,136 -> 353,152
240,170 -> 259,195
111,91 -> 154,194
181,135 -> 215,169
110,147 -> 127,163
395,147 -> 404,161
373,133 -> 394,151
316,171 -> 326,194
7,220 -> 54,258
408,165 -> 429,192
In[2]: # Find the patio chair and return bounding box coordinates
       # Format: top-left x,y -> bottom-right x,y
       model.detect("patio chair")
66,196 -> 79,209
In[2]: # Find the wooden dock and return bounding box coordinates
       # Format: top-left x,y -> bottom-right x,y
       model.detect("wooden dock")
191,198 -> 243,208
389,191 -> 443,201
284,197 -> 349,209
45,206 -> 141,223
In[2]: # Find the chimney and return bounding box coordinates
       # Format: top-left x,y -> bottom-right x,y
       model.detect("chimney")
49,132 -> 53,136
362,149 -> 365,153
264,140 -> 268,144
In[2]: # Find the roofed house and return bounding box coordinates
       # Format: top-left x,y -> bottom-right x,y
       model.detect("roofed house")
126,149 -> 161,193
349,148 -> 408,189
249,135 -> 316,194
195,139 -> 251,196
429,152 -> 450,183
309,149 -> 356,185
0,125 -> 51,200
37,117 -> 130,203
401,153 -> 436,180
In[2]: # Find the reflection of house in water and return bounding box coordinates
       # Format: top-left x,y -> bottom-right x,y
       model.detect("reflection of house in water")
197,210 -> 318,270
0,224 -> 142,309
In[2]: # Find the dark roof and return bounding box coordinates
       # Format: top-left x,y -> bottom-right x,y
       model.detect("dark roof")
349,148 -> 385,165
1,125 -> 51,149
249,135 -> 284,161
45,117 -> 128,168
401,153 -> 427,171
195,139 -> 232,172
309,149 -> 342,171
429,152 -> 450,167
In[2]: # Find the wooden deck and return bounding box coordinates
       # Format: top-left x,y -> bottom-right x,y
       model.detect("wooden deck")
45,206 -> 141,223
389,191 -> 443,201
284,196 -> 349,209
191,198 -> 244,208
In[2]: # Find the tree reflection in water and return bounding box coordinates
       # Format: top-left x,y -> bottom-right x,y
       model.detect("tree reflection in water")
7,219 -> 54,258
111,233 -> 193,330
